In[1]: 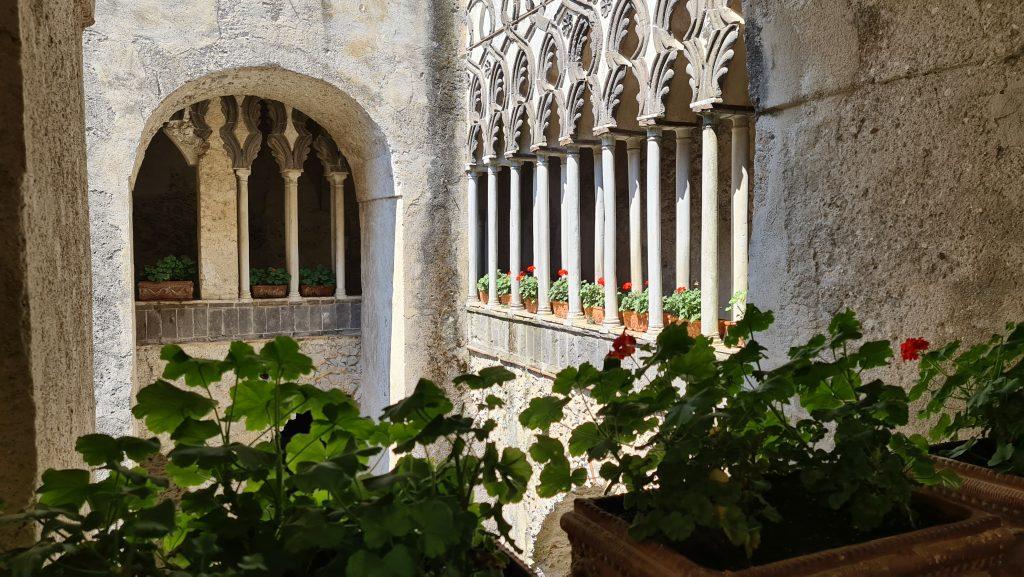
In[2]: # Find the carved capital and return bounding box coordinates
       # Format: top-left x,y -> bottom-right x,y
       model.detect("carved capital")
162,108 -> 210,167
313,134 -> 350,175
682,0 -> 744,112
221,96 -> 262,170
265,101 -> 314,172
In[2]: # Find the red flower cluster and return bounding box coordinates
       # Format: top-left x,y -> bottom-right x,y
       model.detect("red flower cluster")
558,269 -> 568,277
607,333 -> 637,360
900,338 -> 930,361
527,265 -> 536,273
622,281 -> 632,291
597,277 -> 605,287
516,271 -> 527,281
675,286 -> 687,294
644,280 -> 649,287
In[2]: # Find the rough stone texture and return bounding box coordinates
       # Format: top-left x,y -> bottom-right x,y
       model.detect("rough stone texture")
84,0 -> 466,435
742,2 -> 1024,400
0,0 -> 95,545
196,100 -> 239,300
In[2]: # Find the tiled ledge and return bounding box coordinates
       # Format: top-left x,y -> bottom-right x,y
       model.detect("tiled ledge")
136,297 -> 361,345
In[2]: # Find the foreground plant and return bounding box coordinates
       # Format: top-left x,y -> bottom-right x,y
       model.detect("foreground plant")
519,307 -> 957,562
0,338 -> 530,576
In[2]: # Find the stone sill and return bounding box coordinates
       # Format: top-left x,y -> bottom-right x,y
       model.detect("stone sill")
135,295 -> 362,307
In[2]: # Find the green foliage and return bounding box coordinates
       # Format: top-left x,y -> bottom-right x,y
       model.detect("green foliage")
142,255 -> 196,282
580,281 -> 604,309
618,289 -> 649,313
727,290 -> 747,315
477,271 -> 512,297
663,288 -> 701,320
299,265 -> 335,287
912,323 -> 1024,474
548,277 -> 568,303
1,337 -> 530,576
518,274 -> 538,301
250,266 -> 291,286
518,306 -> 957,557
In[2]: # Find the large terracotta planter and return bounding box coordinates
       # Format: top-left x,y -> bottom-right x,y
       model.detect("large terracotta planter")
251,284 -> 287,299
551,300 -> 569,319
300,285 -> 334,297
561,494 -> 1012,577
138,280 -> 193,301
523,299 -> 538,314
622,311 -> 648,332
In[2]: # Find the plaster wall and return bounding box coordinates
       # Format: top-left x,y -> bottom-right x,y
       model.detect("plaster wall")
84,0 -> 466,436
742,1 -> 1024,389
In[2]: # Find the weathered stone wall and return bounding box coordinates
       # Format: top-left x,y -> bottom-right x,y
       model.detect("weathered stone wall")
742,2 -> 1024,384
84,0 -> 466,436
0,0 -> 95,545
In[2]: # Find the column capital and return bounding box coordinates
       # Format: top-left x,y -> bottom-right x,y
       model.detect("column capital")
701,112 -> 719,127
234,167 -> 252,179
327,171 -> 349,186
626,137 -> 643,151
730,114 -> 750,128
674,126 -> 697,140
645,126 -> 663,139
600,134 -> 617,148
281,168 -> 303,181
486,161 -> 500,174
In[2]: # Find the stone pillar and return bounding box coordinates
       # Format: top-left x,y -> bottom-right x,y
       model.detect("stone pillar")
731,116 -> 749,321
565,147 -> 582,320
536,154 -> 551,313
467,166 -> 481,303
509,160 -> 523,310
235,168 -> 251,299
196,102 -> 239,300
592,147 -> 604,281
487,162 -> 499,308
559,155 -> 567,270
329,171 -> 349,298
646,127 -> 664,334
700,115 -> 719,338
627,138 -> 643,289
283,169 -> 302,300
601,136 -> 620,327
675,128 -> 694,290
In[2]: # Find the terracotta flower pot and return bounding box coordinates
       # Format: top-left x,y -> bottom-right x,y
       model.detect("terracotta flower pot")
251,284 -> 288,299
551,300 -> 569,319
523,299 -> 538,314
138,280 -> 194,301
586,306 -> 605,325
622,311 -> 649,332
499,294 -> 512,306
478,290 -> 489,304
300,285 -> 334,297
719,319 -> 736,338
561,494 -> 1012,577
663,315 -> 704,338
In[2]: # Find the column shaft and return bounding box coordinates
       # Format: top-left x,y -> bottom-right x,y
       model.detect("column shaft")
283,170 -> 302,299
731,116 -> 750,321
565,148 -> 582,319
467,168 -> 481,302
700,115 -> 719,337
487,163 -> 499,308
646,128 -> 663,333
675,129 -> 693,290
331,172 -> 348,298
536,155 -> 551,312
509,160 -> 523,309
559,156 -> 567,270
236,168 -> 251,299
601,136 -> 620,327
627,140 -> 643,288
593,148 -> 604,281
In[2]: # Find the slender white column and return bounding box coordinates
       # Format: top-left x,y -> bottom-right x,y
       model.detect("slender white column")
627,139 -> 643,288
601,136 -> 620,327
646,128 -> 664,333
487,162 -> 499,308
731,116 -> 750,321
509,160 -> 523,310
329,171 -> 348,298
565,147 -> 582,320
536,154 -> 551,313
282,169 -> 302,300
675,128 -> 694,290
700,115 -> 719,337
467,166 -> 481,303
235,168 -> 251,299
559,155 -> 567,270
592,147 -> 604,281
531,160 -> 539,274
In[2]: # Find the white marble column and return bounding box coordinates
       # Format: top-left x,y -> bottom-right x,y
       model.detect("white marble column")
487,162 -> 499,308
601,136 -> 620,327
627,138 -> 643,288
235,168 -> 251,299
700,115 -> 719,337
283,169 -> 302,300
646,128 -> 664,333
509,160 -> 523,310
329,171 -> 348,298
592,147 -> 604,281
731,116 -> 750,321
675,128 -> 694,290
559,155 -> 568,271
536,154 -> 551,313
467,166 -> 481,303
565,147 -> 582,320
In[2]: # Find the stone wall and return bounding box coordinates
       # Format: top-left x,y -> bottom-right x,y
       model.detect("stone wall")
742,2 -> 1024,386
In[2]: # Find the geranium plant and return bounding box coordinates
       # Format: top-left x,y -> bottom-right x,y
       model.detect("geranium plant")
477,271 -> 512,297
299,265 -> 335,287
580,281 -> 604,310
548,270 -> 569,303
142,255 -> 196,282
726,290 -> 747,317
518,271 -> 538,302
519,307 -> 957,566
250,266 -> 290,286
663,287 -> 700,320
1,338 -> 532,576
618,287 -> 649,314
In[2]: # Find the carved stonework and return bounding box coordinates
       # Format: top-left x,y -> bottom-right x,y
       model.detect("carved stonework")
162,109 -> 209,167
313,134 -> 350,175
265,101 -> 314,172
681,0 -> 744,111
220,96 -> 262,170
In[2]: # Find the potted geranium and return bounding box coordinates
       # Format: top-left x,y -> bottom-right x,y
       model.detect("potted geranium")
477,271 -> 513,305
299,264 -> 335,297
548,269 -> 569,318
0,337 -> 538,576
720,289 -> 747,334
518,308 -> 1010,576
137,255 -> 196,301
618,283 -> 648,332
662,286 -> 701,337
250,266 -> 290,299
518,266 -> 538,313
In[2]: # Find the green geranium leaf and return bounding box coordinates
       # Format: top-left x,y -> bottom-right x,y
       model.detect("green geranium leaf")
37,469 -> 91,508
133,380 -> 216,434
124,499 -> 176,538
568,423 -> 603,456
164,461 -> 212,487
483,447 -> 531,503
171,418 -> 221,445
160,345 -> 230,388
382,379 -> 453,427
518,396 -> 569,430
75,434 -> 120,466
260,336 -> 314,381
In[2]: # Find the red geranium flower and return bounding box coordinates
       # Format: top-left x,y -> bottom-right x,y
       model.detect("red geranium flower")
516,271 -> 527,281
558,269 -> 568,277
622,281 -> 632,291
607,333 -> 637,360
506,271 -> 513,278
900,338 -> 930,361
597,277 -> 605,287
644,280 -> 649,287
675,286 -> 687,294
527,265 -> 536,273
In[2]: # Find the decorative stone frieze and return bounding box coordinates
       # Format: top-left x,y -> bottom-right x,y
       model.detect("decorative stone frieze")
681,0 -> 744,111
220,95 -> 262,170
